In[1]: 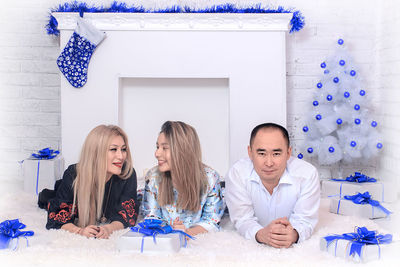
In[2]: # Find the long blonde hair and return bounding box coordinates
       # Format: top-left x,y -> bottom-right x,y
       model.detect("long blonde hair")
158,121 -> 207,212
73,125 -> 133,227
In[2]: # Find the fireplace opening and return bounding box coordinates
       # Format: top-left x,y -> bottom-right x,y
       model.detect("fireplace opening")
119,77 -> 230,180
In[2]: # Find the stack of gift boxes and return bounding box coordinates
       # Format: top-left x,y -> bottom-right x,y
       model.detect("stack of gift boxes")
320,172 -> 395,262
321,172 -> 396,218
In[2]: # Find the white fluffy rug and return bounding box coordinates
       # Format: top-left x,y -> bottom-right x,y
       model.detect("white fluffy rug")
0,192 -> 399,267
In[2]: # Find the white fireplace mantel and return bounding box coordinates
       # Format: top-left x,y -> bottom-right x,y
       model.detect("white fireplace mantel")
53,12 -> 292,31
55,12 -> 291,178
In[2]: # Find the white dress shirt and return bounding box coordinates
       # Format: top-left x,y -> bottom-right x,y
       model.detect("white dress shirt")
225,156 -> 320,243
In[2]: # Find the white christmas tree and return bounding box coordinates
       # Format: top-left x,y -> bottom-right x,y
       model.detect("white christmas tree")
297,39 -> 382,172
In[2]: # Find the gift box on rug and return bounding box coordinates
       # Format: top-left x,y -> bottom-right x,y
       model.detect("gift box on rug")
321,178 -> 397,203
329,192 -> 391,219
23,148 -> 64,195
117,230 -> 182,253
0,219 -> 34,250
0,235 -> 29,250
117,218 -> 193,253
320,227 -> 392,263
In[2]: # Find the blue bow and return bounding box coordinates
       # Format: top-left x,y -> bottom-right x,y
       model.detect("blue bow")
31,148 -> 59,160
0,219 -> 34,250
343,192 -> 391,216
331,172 -> 377,183
130,219 -> 194,253
324,227 -> 392,258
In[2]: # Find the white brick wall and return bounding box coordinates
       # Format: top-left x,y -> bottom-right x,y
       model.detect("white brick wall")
0,0 -> 61,193
376,0 -> 400,191
0,0 -> 398,193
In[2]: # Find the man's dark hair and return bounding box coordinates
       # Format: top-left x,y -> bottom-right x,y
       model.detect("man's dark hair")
249,123 -> 290,147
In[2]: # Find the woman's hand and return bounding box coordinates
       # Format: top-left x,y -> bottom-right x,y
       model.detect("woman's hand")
171,217 -> 186,231
79,225 -> 100,238
95,225 -> 112,239
185,225 -> 207,237
62,221 -> 123,239
95,221 -> 124,239
61,223 -> 98,238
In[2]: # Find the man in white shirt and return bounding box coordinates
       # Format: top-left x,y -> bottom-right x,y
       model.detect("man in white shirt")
225,123 -> 320,248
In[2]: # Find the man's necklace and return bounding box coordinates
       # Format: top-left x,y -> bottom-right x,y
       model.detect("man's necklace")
100,178 -> 113,224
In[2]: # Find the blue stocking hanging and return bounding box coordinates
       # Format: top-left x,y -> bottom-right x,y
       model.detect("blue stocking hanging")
57,17 -> 106,88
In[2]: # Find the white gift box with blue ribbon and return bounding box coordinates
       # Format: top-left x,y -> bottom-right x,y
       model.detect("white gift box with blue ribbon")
329,192 -> 392,219
0,219 -> 34,251
117,219 -> 193,253
320,238 -> 384,262
117,230 -> 182,253
320,227 -> 392,263
22,148 -> 64,195
321,173 -> 396,203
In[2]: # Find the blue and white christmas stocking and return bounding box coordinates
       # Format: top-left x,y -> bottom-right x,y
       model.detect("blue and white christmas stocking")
57,17 -> 106,88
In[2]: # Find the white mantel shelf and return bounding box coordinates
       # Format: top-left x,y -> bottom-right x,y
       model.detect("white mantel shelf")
52,12 -> 292,31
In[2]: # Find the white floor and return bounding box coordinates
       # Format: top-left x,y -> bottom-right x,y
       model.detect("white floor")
0,192 -> 399,267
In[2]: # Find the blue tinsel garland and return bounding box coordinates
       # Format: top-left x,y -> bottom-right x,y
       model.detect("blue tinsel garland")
46,1 -> 305,35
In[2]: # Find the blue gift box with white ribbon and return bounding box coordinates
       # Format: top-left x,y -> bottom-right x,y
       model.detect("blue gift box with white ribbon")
320,227 -> 392,263
22,148 -> 64,195
322,172 -> 397,203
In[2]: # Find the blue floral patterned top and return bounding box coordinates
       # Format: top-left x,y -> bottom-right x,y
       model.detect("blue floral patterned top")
142,166 -> 224,232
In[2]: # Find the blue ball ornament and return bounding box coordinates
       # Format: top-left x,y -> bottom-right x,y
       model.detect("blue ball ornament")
316,114 -> 322,120
338,39 -> 344,45
326,95 -> 333,101
359,90 -> 366,96
377,143 -> 383,149
320,62 -> 326,68
333,77 -> 339,83
297,153 -> 304,159
317,82 -> 323,88
329,147 -> 335,153
354,104 -> 360,110
336,118 -> 343,125
354,118 -> 361,125
344,91 -> 350,98
307,147 -> 314,153
302,126 -> 309,132
324,70 -> 330,74
350,141 -> 357,147
350,70 -> 356,76
339,60 -> 345,66
371,121 -> 377,127
313,100 -> 319,106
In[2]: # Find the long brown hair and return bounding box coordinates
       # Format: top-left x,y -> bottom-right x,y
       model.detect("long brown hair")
158,121 -> 207,212
73,125 -> 133,227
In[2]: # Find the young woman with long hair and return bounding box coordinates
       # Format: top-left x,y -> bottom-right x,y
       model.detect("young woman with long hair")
143,121 -> 224,236
46,125 -> 138,238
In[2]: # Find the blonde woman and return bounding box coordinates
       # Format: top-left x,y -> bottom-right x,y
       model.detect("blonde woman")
143,121 -> 224,236
46,125 -> 138,238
